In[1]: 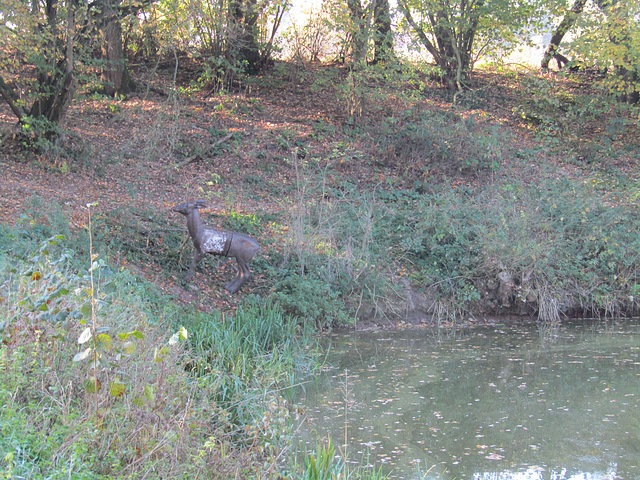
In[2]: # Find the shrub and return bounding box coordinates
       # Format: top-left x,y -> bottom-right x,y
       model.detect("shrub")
0,223 -> 317,477
395,169 -> 640,320
271,172 -> 400,327
369,107 -> 505,175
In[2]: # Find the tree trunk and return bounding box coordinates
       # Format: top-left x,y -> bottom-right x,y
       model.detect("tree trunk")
28,0 -> 78,139
541,0 -> 587,70
606,2 -> 639,104
372,0 -> 392,64
102,19 -> 135,95
397,0 -> 478,90
617,68 -> 640,104
347,0 -> 368,63
230,0 -> 262,73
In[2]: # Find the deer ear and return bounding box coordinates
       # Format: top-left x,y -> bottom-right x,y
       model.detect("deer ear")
195,200 -> 208,209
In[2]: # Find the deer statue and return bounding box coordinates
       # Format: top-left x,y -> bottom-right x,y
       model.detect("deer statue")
173,200 -> 259,294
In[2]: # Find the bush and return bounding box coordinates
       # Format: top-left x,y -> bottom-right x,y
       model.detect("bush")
514,73 -> 635,163
369,107 -> 505,175
395,169 -> 640,320
0,223 -> 317,477
271,172 -> 400,327
273,273 -> 349,329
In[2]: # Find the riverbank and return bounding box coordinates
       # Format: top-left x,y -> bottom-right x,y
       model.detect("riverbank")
2,60 -> 640,475
2,62 -> 639,327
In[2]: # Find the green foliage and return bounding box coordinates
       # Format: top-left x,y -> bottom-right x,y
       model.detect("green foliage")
92,203 -> 183,275
333,62 -> 431,122
272,274 -> 350,329
0,219 -> 318,477
17,115 -> 63,152
0,0 -> 104,146
565,0 -> 640,104
392,168 -> 640,319
301,440 -> 344,480
176,297 -> 316,443
399,186 -> 482,303
370,107 -> 505,173
224,211 -> 261,235
291,439 -> 388,480
193,56 -> 247,95
269,169 -> 405,328
514,73 -> 634,161
143,0 -> 289,80
397,0 -> 541,88
0,196 -> 78,259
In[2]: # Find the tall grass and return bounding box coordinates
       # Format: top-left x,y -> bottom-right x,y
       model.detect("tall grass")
0,218 -> 319,478
290,438 -> 388,479
397,167 -> 640,321
271,151 -> 640,324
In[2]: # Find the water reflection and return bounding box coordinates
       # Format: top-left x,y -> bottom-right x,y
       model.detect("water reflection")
473,463 -> 618,479
292,320 -> 640,479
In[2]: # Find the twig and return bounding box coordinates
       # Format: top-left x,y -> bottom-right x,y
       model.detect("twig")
170,132 -> 236,170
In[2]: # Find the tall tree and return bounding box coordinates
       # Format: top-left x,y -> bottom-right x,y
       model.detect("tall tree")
97,0 -> 155,95
0,0 -> 150,144
346,0 -> 371,63
101,16 -> 136,95
228,0 -> 289,73
345,0 -> 394,64
230,0 -> 262,72
540,0 -> 587,70
599,0 -> 640,103
398,0 -> 537,90
372,0 -> 393,64
398,0 -> 484,90
0,0 -> 80,141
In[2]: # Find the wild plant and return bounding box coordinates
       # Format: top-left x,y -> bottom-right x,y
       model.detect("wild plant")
0,208 -> 302,477
401,169 -> 640,321
272,155 -> 401,327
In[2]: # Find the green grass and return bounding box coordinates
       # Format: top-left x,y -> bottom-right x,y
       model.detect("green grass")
0,221 -> 319,478
267,150 -> 640,325
289,439 -> 388,480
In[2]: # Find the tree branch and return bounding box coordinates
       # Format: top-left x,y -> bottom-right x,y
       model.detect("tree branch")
0,74 -> 28,123
541,0 -> 587,70
397,0 -> 441,64
170,132 -> 237,170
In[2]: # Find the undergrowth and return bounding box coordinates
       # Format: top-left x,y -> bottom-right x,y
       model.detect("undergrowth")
0,217 -> 320,478
266,154 -> 640,325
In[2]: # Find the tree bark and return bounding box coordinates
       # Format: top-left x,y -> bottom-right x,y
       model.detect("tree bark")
29,0 -> 78,137
102,19 -> 135,95
398,0 -> 479,90
230,0 -> 263,73
606,2 -> 639,104
372,0 -> 393,64
0,75 -> 28,122
347,0 -> 368,63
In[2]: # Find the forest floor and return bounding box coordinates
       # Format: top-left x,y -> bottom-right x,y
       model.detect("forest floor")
1,60 -> 638,323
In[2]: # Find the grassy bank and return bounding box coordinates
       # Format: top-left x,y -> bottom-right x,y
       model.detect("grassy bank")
0,219 -> 316,478
263,154 -> 640,326
1,62 -> 640,476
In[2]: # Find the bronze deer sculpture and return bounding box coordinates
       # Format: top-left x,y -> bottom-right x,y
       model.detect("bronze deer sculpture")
173,200 -> 259,294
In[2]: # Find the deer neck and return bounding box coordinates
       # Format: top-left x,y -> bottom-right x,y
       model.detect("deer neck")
187,209 -> 203,243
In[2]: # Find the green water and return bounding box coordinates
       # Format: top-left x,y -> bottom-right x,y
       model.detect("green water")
292,320 -> 640,479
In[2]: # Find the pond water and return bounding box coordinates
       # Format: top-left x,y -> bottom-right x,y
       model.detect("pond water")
291,320 -> 640,479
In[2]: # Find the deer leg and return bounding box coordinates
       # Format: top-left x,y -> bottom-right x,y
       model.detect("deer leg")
184,250 -> 205,281
224,279 -> 241,294
224,258 -> 251,294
